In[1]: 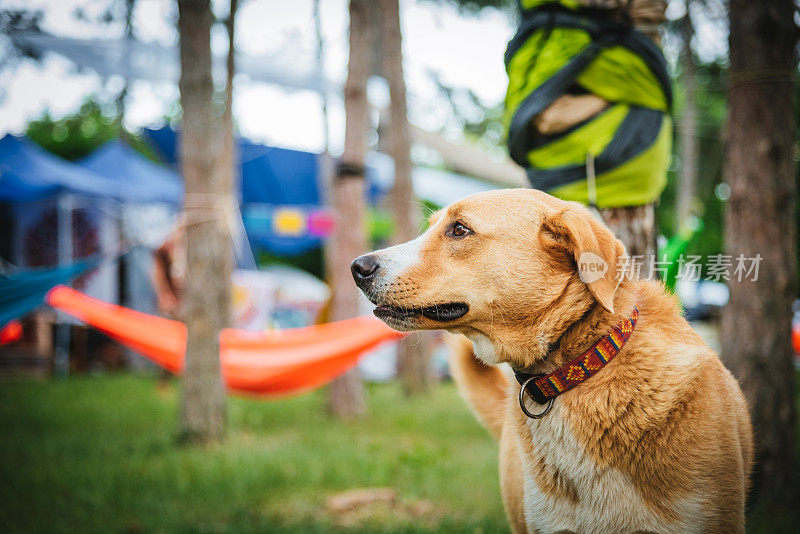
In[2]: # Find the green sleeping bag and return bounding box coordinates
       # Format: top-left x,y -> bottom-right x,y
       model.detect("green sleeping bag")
505,0 -> 672,208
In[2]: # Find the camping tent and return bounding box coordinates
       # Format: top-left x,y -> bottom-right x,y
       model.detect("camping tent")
144,126 -> 335,257
0,134 -> 120,303
0,135 -> 121,202
142,126 -> 500,257
78,141 -> 184,318
144,125 -> 497,209
78,140 -> 183,206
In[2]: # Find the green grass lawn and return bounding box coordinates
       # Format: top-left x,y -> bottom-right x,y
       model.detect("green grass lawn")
0,375 -> 507,533
0,374 -> 797,533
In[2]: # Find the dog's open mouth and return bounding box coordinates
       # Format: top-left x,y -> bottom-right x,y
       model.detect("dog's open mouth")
373,302 -> 469,322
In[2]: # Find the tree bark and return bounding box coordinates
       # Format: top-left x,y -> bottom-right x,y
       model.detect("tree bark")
599,203 -> 656,280
379,0 -> 433,396
675,3 -> 697,230
177,0 -> 230,443
325,0 -> 375,418
722,0 -> 797,503
221,0 -> 237,200
116,0 -> 135,143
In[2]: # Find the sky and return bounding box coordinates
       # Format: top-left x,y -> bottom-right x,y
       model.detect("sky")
0,0 -> 730,157
0,0 -> 515,155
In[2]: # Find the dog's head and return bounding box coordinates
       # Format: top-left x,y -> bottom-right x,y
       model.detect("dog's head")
351,189 -> 625,364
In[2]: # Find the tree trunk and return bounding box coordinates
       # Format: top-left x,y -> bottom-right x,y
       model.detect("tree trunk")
116,0 -> 135,143
722,0 -> 797,504
313,0 -> 329,152
675,3 -> 697,230
325,0 -> 375,418
598,204 -> 656,280
379,0 -> 433,396
221,0 -> 237,200
177,0 -> 230,443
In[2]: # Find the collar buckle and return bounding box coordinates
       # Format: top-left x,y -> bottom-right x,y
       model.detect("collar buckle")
518,374 -> 554,419
513,305 -> 640,420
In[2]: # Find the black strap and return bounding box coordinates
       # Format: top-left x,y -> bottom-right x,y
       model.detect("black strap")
334,161 -> 365,179
526,106 -> 664,192
506,7 -> 672,103
513,369 -> 551,404
505,6 -> 618,67
508,42 -> 605,166
505,7 -> 672,170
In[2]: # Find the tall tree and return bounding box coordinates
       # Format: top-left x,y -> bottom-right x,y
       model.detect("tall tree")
177,0 -> 230,442
116,0 -> 135,142
722,0 -> 797,503
675,1 -> 697,230
221,0 -> 237,230
325,0 -> 374,418
380,0 -> 433,396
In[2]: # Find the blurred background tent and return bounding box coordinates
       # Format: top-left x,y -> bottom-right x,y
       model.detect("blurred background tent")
0,134 -> 120,304
79,140 -> 183,205
0,134 -> 121,202
78,140 -> 183,320
143,125 -> 497,258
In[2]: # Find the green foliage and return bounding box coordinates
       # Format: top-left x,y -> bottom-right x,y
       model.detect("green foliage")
0,376 -> 507,533
657,61 -> 728,268
429,77 -> 507,153
25,98 -> 159,162
257,247 -> 326,280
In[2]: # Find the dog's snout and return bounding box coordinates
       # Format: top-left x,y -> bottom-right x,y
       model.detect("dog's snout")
351,255 -> 379,286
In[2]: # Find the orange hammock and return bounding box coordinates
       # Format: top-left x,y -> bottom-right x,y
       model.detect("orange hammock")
46,285 -> 402,396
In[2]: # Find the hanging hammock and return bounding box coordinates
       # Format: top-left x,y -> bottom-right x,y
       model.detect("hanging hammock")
0,259 -> 99,329
46,285 -> 403,397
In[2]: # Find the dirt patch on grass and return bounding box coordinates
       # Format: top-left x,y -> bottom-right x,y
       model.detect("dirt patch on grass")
325,487 -> 440,527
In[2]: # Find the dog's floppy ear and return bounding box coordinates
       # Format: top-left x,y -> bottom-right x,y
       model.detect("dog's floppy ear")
540,206 -> 626,313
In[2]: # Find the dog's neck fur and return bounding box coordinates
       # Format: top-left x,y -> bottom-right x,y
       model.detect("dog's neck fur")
485,277 -> 639,375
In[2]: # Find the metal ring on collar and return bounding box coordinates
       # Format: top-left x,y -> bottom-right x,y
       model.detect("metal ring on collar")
518,375 -> 554,419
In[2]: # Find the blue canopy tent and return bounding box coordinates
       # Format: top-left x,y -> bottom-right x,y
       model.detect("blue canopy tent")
143,126 -> 326,257
143,126 -> 386,202
78,141 -> 187,316
141,125 -> 500,257
0,134 -> 122,304
240,145 -> 322,256
78,140 -> 183,206
0,135 -> 122,202
144,125 -> 278,168
0,135 -> 125,374
240,146 -> 319,205
0,134 -> 122,279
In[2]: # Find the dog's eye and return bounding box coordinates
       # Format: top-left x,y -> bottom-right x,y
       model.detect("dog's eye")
447,222 -> 472,238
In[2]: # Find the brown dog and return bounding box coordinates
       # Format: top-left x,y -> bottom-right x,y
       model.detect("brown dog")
352,188 -> 753,534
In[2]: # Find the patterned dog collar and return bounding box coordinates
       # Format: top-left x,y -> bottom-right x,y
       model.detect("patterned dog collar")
515,306 -> 640,418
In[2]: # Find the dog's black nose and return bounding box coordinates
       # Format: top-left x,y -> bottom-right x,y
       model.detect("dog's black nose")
351,255 -> 379,285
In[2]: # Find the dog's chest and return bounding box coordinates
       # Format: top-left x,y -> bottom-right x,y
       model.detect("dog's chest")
520,405 -> 703,534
